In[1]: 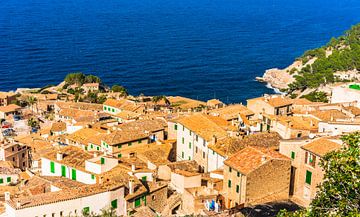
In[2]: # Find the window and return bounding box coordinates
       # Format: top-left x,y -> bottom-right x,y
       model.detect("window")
61,165 -> 66,177
305,170 -> 312,185
138,139 -> 142,144
128,142 -> 132,146
90,144 -> 93,148
203,140 -> 206,147
182,152 -> 184,159
83,207 -> 90,215
7,177 -> 11,183
118,153 -> 122,158
97,146 -> 100,151
195,146 -> 198,153
112,108 -> 115,112
237,172 -> 240,177
202,151 -> 205,159
291,151 -> 295,160
196,135 -> 198,142
60,211 -> 63,217
111,199 -> 118,209
182,138 -> 184,144
118,144 -> 122,148
142,176 -> 147,181
236,185 -> 240,193
189,131 -> 192,136
100,157 -> 105,164
152,195 -> 156,200
91,174 -> 95,180
229,167 -> 232,172
0,178 -> 3,184
135,198 -> 141,207
71,169 -> 77,181
174,124 -> 177,130
297,133 -> 302,138
213,150 -> 215,155
22,153 -> 25,158
50,161 -> 55,173
189,142 -> 191,149
182,126 -> 184,131
228,180 -> 231,188
104,106 -> 107,111
188,156 -> 191,160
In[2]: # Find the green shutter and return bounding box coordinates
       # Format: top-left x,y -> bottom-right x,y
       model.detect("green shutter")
104,106 -> 107,111
118,153 -> 122,158
85,146 -> 88,151
7,177 -> 11,183
174,124 -> 177,130
135,198 -> 141,207
83,207 -> 90,215
189,142 -> 191,149
142,176 -> 147,181
306,170 -> 312,185
101,157 -> 105,164
128,142 -> 132,146
112,108 -> 115,112
97,146 -> 100,151
182,152 -> 184,158
182,138 -> 184,144
138,139 -> 141,144
72,169 -> 77,181
90,144 -> 93,148
291,151 -> 295,159
50,161 -> 55,173
61,165 -> 66,177
91,174 -> 95,180
228,180 -> 231,188
236,185 -> 239,193
0,178 -> 3,184
111,199 -> 118,209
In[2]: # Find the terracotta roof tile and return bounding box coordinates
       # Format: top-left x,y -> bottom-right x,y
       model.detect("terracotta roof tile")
302,138 -> 342,157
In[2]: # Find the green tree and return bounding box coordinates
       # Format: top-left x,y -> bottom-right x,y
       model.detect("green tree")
301,91 -> 328,103
26,96 -> 37,114
278,132 -> 360,217
64,72 -> 86,85
111,85 -> 128,96
84,75 -> 101,84
27,117 -> 40,129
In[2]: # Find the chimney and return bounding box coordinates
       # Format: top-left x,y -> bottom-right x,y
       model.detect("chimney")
93,152 -> 98,158
261,156 -> 267,162
4,192 -> 10,201
56,152 -> 63,161
16,201 -> 21,208
129,178 -> 134,194
131,164 -> 136,172
212,135 -> 217,144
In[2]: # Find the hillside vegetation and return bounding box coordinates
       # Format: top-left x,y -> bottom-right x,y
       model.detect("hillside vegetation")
288,23 -> 360,92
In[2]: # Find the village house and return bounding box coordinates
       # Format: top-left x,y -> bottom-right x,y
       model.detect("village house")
247,94 -> 293,116
279,138 -> 342,207
103,99 -> 145,117
331,83 -> 360,107
50,121 -> 67,136
0,104 -> 21,120
223,146 -> 290,208
207,132 -> 280,172
181,186 -> 219,215
0,161 -> 21,186
173,113 -> 237,172
82,83 -> 100,93
206,99 -> 225,109
4,174 -> 129,217
260,115 -> 319,139
0,140 -> 30,170
0,92 -> 16,107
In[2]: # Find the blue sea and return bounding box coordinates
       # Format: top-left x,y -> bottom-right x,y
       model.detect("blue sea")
0,0 -> 359,103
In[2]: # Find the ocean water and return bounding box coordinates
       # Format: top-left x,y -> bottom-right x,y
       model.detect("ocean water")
0,0 -> 359,103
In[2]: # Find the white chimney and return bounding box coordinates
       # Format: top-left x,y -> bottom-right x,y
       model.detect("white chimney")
4,192 -> 10,201
261,156 -> 267,162
93,152 -> 98,158
56,152 -> 63,161
129,178 -> 134,194
131,164 -> 136,172
16,201 -> 21,208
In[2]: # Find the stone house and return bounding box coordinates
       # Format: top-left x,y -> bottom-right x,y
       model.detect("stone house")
247,95 -> 293,116
223,146 -> 290,208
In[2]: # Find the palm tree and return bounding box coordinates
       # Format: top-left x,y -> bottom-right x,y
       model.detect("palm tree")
27,96 -> 37,114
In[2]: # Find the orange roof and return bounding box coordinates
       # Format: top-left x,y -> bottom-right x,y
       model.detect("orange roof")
102,130 -> 149,146
209,104 -> 254,120
309,110 -> 348,122
224,146 -> 289,175
302,138 -> 342,157
51,122 -> 66,132
176,113 -> 229,141
248,95 -> 293,108
0,104 -> 21,113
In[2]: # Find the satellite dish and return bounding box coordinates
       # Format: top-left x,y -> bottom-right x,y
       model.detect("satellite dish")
309,134 -> 315,139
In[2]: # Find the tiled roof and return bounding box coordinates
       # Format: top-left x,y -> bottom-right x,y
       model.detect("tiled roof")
104,99 -> 144,113
166,160 -> 199,173
118,119 -> 166,133
309,109 -> 348,122
168,96 -> 206,110
41,146 -> 94,172
208,132 -> 280,157
102,130 -> 149,146
55,101 -> 103,111
0,104 -> 21,113
50,122 -> 66,132
275,116 -> 319,131
302,138 -> 342,157
175,113 -> 228,141
209,104 -> 254,120
224,146 -> 289,175
66,128 -> 106,145
207,99 -> 223,106
248,95 -> 293,108
345,106 -> 360,116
